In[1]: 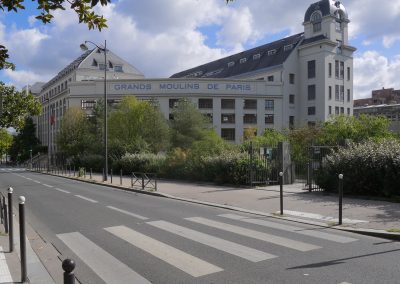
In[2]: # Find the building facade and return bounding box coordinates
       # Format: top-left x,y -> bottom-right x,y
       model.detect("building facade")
32,0 -> 355,149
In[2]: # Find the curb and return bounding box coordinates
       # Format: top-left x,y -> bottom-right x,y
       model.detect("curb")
31,170 -> 400,241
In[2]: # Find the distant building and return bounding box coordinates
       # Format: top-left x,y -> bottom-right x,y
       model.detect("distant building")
354,88 -> 400,107
32,0 -> 355,151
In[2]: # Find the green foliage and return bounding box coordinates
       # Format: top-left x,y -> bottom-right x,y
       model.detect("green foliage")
0,128 -> 13,159
0,0 -> 110,70
288,125 -> 322,163
244,129 -> 286,149
170,99 -> 210,149
0,82 -> 41,130
316,139 -> 400,197
112,153 -> 166,174
71,154 -> 103,171
9,117 -> 41,162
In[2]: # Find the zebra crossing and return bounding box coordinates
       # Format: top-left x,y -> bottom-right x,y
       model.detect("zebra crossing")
57,213 -> 358,283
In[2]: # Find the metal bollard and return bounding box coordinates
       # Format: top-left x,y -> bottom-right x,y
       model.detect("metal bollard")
8,187 -> 13,252
120,169 -> 123,185
19,196 -> 27,282
338,174 -> 344,225
3,196 -> 8,234
307,162 -> 312,192
62,259 -> 76,284
90,168 -> 92,179
110,169 -> 113,184
0,196 -> 3,224
73,166 -> 75,177
279,172 -> 284,215
131,173 -> 133,187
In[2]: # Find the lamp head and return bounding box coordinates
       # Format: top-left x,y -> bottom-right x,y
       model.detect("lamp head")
80,43 -> 89,51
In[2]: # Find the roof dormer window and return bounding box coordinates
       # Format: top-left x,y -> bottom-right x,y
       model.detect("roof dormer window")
267,49 -> 276,56
228,61 -> 235,68
253,53 -> 261,60
114,65 -> 123,72
239,58 -> 247,64
310,11 -> 322,33
284,44 -> 293,51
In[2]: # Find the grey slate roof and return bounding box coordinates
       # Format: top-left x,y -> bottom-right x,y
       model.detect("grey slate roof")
41,49 -> 93,91
170,33 -> 304,79
304,0 -> 332,22
300,34 -> 328,46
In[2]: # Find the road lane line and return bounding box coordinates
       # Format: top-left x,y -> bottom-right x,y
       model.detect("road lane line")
57,232 -> 150,284
105,225 -> 223,277
106,206 -> 148,220
54,188 -> 70,194
219,214 -> 358,244
42,184 -> 53,188
148,220 -> 276,262
74,195 -> 98,203
186,217 -> 320,252
32,180 -> 41,184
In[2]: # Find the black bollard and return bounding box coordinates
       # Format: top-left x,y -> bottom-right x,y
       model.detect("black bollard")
110,169 -> 113,184
90,168 -> 92,179
279,172 -> 284,215
19,196 -> 27,282
0,196 -> 3,224
3,196 -> 8,234
62,259 -> 76,284
120,169 -> 123,185
131,173 -> 133,187
338,174 -> 343,225
8,187 -> 13,252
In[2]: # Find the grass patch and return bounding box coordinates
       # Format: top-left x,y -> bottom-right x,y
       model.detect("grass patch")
386,228 -> 400,233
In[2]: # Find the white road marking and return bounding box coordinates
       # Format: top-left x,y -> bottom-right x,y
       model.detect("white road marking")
186,217 -> 320,252
283,210 -> 368,224
106,206 -> 148,220
0,246 -> 13,282
33,180 -> 41,184
55,188 -> 70,194
74,195 -> 98,203
220,214 -> 358,244
57,232 -> 150,284
148,220 -> 276,262
42,184 -> 53,188
105,225 -> 223,277
26,177 -> 32,180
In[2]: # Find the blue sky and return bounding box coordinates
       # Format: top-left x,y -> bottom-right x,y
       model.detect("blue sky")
1,0 -> 400,99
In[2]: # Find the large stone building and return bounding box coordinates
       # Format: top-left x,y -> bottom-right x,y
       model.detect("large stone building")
32,0 -> 355,152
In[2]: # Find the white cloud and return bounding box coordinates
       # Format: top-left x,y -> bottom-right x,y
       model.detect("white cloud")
2,69 -> 47,88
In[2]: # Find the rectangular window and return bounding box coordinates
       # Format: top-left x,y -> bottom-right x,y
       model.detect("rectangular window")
329,63 -> 332,77
265,114 -> 274,124
347,89 -> 351,102
308,121 -> 316,127
329,86 -> 332,100
308,60 -> 316,79
340,85 -> 344,102
340,61 -> 344,79
313,22 -> 321,33
243,114 -> 257,124
203,113 -> 213,123
335,85 -> 339,101
347,67 -> 351,81
308,85 -> 316,101
340,107 -> 344,114
169,99 -> 180,108
253,53 -> 261,60
114,65 -> 123,72
289,94 -> 295,104
198,98 -> 213,109
99,64 -> 106,70
268,49 -> 276,56
221,99 -> 235,109
336,21 -> 342,31
240,58 -> 247,64
329,106 -> 332,115
228,61 -> 235,68
335,106 -> 339,115
244,99 -> 257,109
265,100 -> 274,110
289,73 -> 295,84
335,60 -> 339,78
221,114 -> 235,124
267,75 -> 274,82
284,44 -> 293,51
221,128 -> 235,141
308,107 -> 316,115
81,100 -> 96,110
289,116 -> 295,129
347,108 -> 351,115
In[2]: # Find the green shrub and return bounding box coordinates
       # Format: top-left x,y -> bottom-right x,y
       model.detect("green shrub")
112,153 -> 166,174
72,154 -> 103,172
315,139 -> 400,197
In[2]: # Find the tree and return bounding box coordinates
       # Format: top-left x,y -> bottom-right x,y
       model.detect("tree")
170,99 -> 210,149
0,82 -> 41,130
0,128 -> 13,163
0,0 -> 110,70
8,117 -> 40,162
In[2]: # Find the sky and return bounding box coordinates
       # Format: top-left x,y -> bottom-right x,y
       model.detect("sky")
0,0 -> 400,99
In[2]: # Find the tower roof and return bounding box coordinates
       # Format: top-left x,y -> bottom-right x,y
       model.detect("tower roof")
304,0 -> 348,23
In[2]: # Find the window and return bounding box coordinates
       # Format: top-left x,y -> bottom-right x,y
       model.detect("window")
203,113 -> 213,123
347,108 -> 351,115
335,60 -> 339,78
284,44 -> 293,51
313,22 -> 321,33
329,106 -> 332,115
221,114 -> 235,124
311,11 -> 322,33
340,61 -> 344,79
243,114 -> 257,124
308,60 -> 316,79
308,106 -> 316,115
340,107 -> 344,114
169,99 -> 179,108
265,114 -> 274,124
99,64 -> 106,70
289,116 -> 295,129
228,61 -> 235,68
81,100 -> 96,110
265,100 -> 274,110
253,53 -> 261,60
340,85 -> 344,102
289,94 -> 295,104
335,106 -> 339,115
308,85 -> 316,100
347,89 -> 351,102
329,86 -> 332,100
335,85 -> 339,101
244,99 -> 257,109
308,121 -> 316,127
114,65 -> 123,72
347,67 -> 351,81
289,73 -> 295,84
221,99 -> 235,109
268,49 -> 276,56
329,63 -> 332,77
337,40 -> 342,54
221,128 -> 235,141
239,58 -> 247,64
198,98 -> 213,109
267,75 -> 274,82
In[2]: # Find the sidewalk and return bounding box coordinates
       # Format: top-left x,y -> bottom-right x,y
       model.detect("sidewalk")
44,170 -> 400,238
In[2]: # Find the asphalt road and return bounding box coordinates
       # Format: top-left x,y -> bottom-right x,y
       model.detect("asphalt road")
1,168 -> 399,284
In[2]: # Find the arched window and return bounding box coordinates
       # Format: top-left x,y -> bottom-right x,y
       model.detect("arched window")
310,11 -> 322,33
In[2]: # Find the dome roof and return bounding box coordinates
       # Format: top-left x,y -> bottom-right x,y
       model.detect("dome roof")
304,0 -> 348,22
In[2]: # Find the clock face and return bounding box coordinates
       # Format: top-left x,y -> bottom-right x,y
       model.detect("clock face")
335,1 -> 341,8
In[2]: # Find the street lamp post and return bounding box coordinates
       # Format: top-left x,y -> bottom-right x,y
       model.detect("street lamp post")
47,99 -> 51,172
29,149 -> 32,170
80,40 -> 108,181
